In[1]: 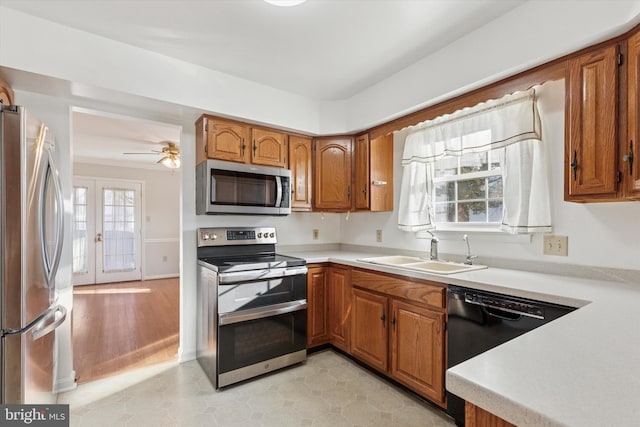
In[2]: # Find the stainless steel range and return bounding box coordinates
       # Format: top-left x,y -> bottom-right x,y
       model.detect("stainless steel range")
196,227 -> 308,388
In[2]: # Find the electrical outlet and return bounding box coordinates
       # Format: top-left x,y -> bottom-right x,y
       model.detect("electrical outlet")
543,235 -> 568,256
376,229 -> 382,243
313,229 -> 319,240
162,255 -> 168,262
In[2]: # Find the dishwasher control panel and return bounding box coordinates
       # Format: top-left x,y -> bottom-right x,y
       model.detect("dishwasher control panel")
464,291 -> 545,319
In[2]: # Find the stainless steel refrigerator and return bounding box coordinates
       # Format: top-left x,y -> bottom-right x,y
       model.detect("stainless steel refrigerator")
0,104 -> 67,404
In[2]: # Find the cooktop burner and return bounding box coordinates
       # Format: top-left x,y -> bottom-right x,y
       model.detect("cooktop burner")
199,253 -> 305,271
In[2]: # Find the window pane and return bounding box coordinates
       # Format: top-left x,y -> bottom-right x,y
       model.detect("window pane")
460,152 -> 488,174
489,148 -> 502,171
434,156 -> 457,177
488,200 -> 503,222
72,186 -> 88,274
435,202 -> 456,222
458,178 -> 485,201
457,201 -> 486,222
435,182 -> 455,202
103,188 -> 136,272
488,176 -> 503,198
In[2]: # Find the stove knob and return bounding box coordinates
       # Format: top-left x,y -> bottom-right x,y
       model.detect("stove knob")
269,232 -> 275,238
212,234 -> 218,240
257,232 -> 262,238
202,234 -> 210,240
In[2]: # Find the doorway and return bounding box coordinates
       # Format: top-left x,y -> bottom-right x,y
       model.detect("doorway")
72,178 -> 143,285
70,108 -> 182,384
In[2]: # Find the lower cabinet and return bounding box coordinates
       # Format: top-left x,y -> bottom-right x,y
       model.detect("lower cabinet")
466,402 -> 516,427
328,266 -> 351,352
351,288 -> 389,372
306,265 -> 330,347
306,265 -> 446,407
350,269 -> 446,407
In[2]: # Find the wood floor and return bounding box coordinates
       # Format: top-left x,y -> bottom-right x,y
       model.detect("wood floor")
72,278 -> 180,384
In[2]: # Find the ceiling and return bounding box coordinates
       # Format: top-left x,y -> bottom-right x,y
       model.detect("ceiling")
1,0 -> 526,100
72,110 -> 182,169
2,0 -> 527,166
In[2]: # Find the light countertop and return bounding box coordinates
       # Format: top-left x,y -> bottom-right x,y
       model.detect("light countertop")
284,249 -> 640,427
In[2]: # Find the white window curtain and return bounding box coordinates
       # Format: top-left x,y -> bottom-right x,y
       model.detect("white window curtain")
397,88 -> 552,234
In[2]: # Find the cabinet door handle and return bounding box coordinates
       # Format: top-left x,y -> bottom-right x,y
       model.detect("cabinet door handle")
347,186 -> 351,200
391,317 -> 396,331
362,186 -> 367,197
253,140 -> 257,156
570,150 -> 578,181
241,139 -> 246,156
623,140 -> 634,176
380,311 -> 386,324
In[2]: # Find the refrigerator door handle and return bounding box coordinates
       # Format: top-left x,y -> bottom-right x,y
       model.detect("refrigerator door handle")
39,148 -> 65,287
31,305 -> 67,341
1,306 -> 55,337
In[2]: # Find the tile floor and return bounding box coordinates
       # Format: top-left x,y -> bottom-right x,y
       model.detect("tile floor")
60,350 -> 455,427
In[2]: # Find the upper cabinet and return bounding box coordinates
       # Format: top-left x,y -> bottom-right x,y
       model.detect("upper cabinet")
565,43 -> 619,201
289,135 -> 313,211
313,137 -> 353,211
0,74 -> 14,106
354,133 -> 394,212
250,128 -> 288,168
195,115 -> 287,167
565,31 -> 640,203
626,32 -> 640,199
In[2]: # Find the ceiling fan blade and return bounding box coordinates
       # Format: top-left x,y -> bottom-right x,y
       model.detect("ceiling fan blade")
123,152 -> 160,155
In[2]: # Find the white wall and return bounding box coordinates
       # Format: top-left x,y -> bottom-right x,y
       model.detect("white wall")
73,162 -> 181,279
340,80 -> 640,272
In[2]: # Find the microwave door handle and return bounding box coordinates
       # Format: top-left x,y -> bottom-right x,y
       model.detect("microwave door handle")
275,176 -> 282,207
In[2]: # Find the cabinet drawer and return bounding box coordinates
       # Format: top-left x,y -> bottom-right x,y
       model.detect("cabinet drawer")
351,270 -> 445,309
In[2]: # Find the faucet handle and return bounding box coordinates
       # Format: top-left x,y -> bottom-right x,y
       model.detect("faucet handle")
464,255 -> 478,265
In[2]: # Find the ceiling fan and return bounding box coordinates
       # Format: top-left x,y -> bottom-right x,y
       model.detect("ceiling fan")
124,142 -> 181,169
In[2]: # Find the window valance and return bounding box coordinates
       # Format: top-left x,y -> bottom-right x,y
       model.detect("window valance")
402,89 -> 541,165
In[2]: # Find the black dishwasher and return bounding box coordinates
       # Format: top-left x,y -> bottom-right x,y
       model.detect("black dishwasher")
446,285 -> 575,426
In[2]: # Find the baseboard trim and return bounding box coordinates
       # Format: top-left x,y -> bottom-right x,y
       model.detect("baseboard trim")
55,371 -> 77,394
178,347 -> 196,363
143,274 -> 179,281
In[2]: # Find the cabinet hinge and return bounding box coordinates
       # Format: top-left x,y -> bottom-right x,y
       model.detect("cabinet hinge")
618,53 -> 624,66
616,171 -> 623,183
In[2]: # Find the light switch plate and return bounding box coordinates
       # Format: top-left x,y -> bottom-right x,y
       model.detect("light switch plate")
312,229 -> 319,240
376,229 -> 382,243
543,235 -> 568,256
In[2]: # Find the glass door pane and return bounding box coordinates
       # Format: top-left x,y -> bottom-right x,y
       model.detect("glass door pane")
102,188 -> 137,272
72,186 -> 88,274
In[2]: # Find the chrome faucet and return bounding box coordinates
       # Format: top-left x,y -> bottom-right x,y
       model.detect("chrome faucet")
426,230 -> 439,260
463,234 -> 477,265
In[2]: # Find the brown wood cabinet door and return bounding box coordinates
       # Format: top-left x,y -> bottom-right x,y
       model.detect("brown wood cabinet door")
328,266 -> 351,352
314,137 -> 353,211
251,128 -> 287,167
307,266 -> 329,348
0,74 -> 14,106
351,288 -> 388,372
626,32 -> 640,199
369,134 -> 394,211
466,402 -> 516,427
354,134 -> 370,209
289,135 -> 313,210
566,44 -> 619,200
205,118 -> 250,163
390,299 -> 445,404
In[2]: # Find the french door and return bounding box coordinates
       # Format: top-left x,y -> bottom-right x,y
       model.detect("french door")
73,178 -> 142,285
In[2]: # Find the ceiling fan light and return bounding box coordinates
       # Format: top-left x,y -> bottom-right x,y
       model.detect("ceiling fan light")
160,155 -> 181,169
264,0 -> 306,6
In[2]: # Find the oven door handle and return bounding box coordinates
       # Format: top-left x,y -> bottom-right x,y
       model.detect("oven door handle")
219,300 -> 307,326
218,266 -> 308,284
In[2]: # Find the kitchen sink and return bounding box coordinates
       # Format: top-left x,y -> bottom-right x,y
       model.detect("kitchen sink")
358,255 -> 487,275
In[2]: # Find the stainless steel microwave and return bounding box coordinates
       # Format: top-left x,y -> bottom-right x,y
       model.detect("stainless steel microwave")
196,160 -> 291,215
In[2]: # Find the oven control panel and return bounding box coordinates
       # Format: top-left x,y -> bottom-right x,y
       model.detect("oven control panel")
197,227 -> 277,246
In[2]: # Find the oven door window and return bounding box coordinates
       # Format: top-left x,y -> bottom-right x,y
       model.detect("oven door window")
211,169 -> 277,207
218,310 -> 306,374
